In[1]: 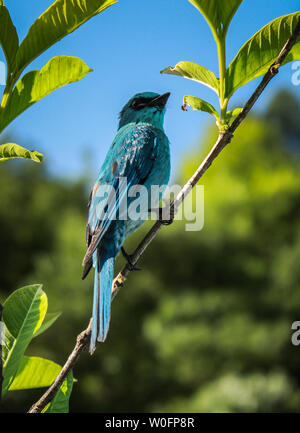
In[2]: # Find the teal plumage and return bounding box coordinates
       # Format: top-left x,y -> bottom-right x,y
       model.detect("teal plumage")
82,92 -> 171,354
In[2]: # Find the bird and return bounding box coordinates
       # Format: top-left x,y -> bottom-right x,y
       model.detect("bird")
82,91 -> 171,354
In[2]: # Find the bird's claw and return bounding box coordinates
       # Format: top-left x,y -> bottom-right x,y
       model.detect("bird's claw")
160,216 -> 174,226
121,247 -> 142,272
150,206 -> 174,225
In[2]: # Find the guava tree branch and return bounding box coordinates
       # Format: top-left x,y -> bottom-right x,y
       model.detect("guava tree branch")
28,18 -> 300,414
28,320 -> 92,413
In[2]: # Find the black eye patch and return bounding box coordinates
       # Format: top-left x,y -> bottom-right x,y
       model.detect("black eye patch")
130,97 -> 153,110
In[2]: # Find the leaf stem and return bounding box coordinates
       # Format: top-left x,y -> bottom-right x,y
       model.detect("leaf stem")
216,36 -> 228,128
0,77 -> 14,112
1,87 -> 11,111
0,69 -> 22,114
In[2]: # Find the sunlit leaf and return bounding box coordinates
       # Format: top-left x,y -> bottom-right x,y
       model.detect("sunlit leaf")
9,356 -> 61,391
15,0 -> 117,72
226,12 -> 300,98
0,143 -> 43,162
1,324 -> 14,374
33,312 -> 61,338
2,285 -> 48,394
188,0 -> 243,40
0,0 -> 19,74
0,56 -> 92,133
183,95 -> 220,120
43,371 -> 74,413
161,61 -> 219,95
226,107 -> 243,123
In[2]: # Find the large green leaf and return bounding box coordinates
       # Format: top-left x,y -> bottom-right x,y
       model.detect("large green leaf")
1,324 -> 14,371
0,143 -> 43,162
9,356 -> 61,391
226,12 -> 300,98
2,285 -> 47,394
43,371 -> 74,413
0,55 -> 92,133
183,95 -> 220,120
33,312 -> 61,338
15,0 -> 117,72
0,0 -> 19,75
188,0 -> 243,40
161,61 -> 219,95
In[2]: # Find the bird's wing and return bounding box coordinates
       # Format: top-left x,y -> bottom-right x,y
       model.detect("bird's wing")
83,125 -> 158,269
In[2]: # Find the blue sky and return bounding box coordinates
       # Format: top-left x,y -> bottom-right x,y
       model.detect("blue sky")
1,0 -> 300,180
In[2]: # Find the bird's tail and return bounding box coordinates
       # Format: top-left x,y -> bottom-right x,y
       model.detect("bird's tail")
90,247 -> 114,354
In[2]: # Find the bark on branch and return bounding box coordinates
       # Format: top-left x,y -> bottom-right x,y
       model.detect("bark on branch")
28,18 -> 300,414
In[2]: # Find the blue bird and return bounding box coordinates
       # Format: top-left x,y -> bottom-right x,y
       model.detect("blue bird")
82,92 -> 171,354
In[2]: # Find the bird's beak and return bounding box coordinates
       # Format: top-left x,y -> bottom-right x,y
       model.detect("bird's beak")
149,92 -> 171,108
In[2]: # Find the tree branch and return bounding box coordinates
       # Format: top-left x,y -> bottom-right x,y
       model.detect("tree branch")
28,320 -> 92,413
28,18 -> 300,414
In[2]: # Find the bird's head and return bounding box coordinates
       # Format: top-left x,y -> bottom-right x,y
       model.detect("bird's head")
118,91 -> 170,129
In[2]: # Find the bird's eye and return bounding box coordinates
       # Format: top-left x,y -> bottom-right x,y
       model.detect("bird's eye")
131,98 -> 150,110
131,100 -> 138,109
131,101 -> 144,110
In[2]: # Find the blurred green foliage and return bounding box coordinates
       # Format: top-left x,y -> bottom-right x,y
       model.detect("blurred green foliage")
1,89 -> 300,413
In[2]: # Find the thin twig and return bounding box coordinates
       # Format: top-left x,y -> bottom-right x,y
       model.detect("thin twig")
28,320 -> 92,413
28,18 -> 300,414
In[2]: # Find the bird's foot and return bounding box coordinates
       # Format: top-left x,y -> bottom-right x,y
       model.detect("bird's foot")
121,247 -> 142,272
150,206 -> 175,226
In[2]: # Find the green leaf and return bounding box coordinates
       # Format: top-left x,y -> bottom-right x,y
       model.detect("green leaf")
188,0 -> 243,40
0,143 -> 43,162
33,312 -> 61,338
0,55 -> 92,133
0,0 -> 19,75
9,356 -> 61,391
43,371 -> 74,413
226,107 -> 243,123
2,284 -> 48,394
3,285 -> 47,338
226,12 -> 300,98
15,0 -> 118,73
183,95 -> 220,120
1,324 -> 14,370
161,61 -> 219,95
